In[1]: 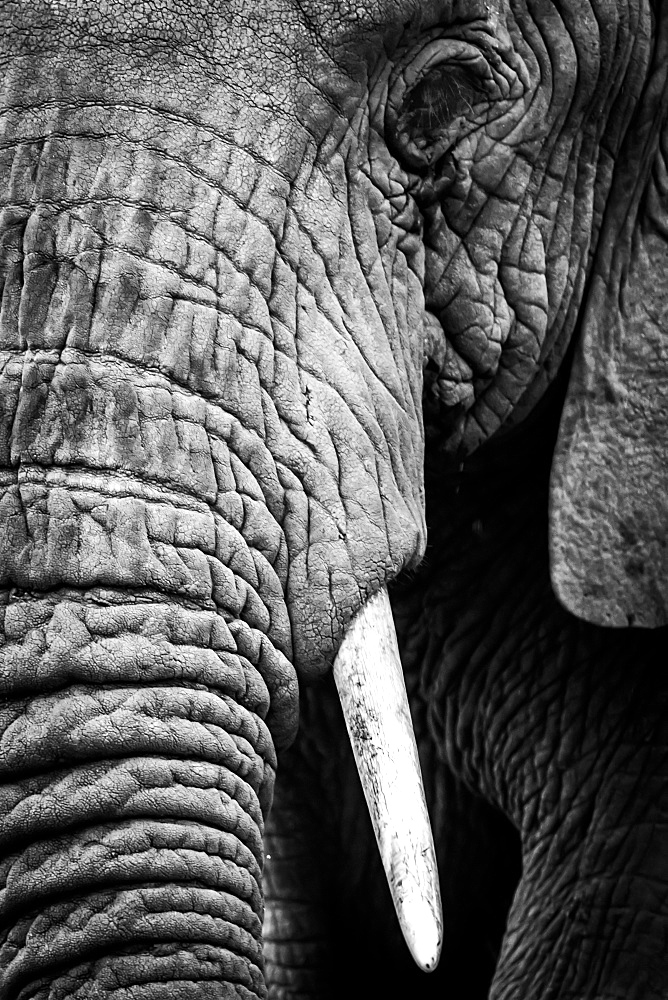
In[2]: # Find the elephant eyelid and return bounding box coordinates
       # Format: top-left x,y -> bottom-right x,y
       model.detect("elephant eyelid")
386,41 -> 519,170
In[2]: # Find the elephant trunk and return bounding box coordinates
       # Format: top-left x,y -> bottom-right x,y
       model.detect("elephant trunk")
0,107 -> 298,993
0,109 -> 298,993
0,72 -> 439,987
0,593 -> 281,998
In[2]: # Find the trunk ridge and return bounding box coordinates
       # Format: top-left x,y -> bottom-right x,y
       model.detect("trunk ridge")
0,593 -> 281,998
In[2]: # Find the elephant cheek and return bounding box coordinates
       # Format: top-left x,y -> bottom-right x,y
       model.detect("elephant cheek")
0,597 -> 286,998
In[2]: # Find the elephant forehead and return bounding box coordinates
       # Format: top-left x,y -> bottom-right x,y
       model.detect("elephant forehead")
2,0 -> 649,54
3,0 -> 637,77
3,0 -> 463,46
1,0 -> 394,66
1,0 -> 650,117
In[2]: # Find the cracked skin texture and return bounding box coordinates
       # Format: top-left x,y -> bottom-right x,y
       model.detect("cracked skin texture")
0,0 -> 666,998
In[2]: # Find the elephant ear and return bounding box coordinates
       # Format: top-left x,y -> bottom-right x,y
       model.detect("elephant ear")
549,22 -> 668,628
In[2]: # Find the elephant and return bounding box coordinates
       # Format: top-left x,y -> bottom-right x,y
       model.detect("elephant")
0,0 -> 667,997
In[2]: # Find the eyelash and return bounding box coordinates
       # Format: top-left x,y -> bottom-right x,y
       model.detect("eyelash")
400,62 -> 491,138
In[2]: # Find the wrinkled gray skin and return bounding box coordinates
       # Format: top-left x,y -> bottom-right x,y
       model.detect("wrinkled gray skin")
1,0 -> 667,998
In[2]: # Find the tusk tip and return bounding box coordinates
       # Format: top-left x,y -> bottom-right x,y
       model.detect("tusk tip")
398,890 -> 443,973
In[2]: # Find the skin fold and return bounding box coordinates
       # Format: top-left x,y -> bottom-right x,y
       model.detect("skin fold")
0,1 -> 666,998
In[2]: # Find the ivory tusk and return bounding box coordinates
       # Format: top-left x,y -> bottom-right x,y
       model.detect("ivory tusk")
333,587 -> 443,973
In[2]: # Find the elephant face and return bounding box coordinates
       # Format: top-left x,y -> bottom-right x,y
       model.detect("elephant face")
1,0 -> 663,660
0,0 -> 666,996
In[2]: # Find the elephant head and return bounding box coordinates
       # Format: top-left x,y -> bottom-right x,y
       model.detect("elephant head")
0,0 -> 666,997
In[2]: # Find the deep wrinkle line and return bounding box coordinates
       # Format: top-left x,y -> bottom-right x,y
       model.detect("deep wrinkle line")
4,198 -> 281,311
0,470 -> 290,616
0,876 -> 263,935
1,341 -> 284,458
0,929 -> 265,993
4,202 -> 412,457
271,226 -> 354,359
1,347 -> 357,553
0,684 -> 273,734
0,99 -> 295,184
0,464 -> 215,513
0,129 -> 291,235
341,243 -> 416,416
339,167 -> 424,414
0,809 -> 263,872
1,340 -> 272,418
0,585 -> 287,661
0,743 -> 270,798
269,220 -> 404,457
336,189 -> 425,491
279,299 -> 398,474
6,129 -> 431,454
0,466 -> 289,577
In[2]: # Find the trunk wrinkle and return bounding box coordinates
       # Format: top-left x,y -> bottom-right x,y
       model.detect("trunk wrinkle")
0,595 -> 281,999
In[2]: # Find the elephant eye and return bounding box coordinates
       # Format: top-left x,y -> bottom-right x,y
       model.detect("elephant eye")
386,40 -> 509,170
402,63 -> 488,140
